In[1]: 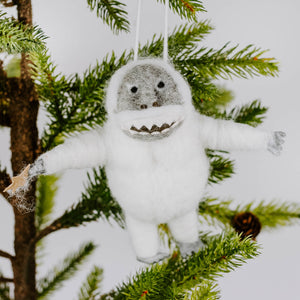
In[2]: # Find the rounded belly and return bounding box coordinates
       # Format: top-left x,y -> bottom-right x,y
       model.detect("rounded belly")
106,158 -> 209,223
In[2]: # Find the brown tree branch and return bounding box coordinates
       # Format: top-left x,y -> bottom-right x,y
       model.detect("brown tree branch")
0,0 -> 17,7
0,277 -> 14,283
0,250 -> 14,260
31,219 -> 65,245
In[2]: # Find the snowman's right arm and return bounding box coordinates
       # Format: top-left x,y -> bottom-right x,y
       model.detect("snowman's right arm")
29,128 -> 106,177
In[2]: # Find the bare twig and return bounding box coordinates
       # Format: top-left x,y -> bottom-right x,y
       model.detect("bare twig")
0,277 -> 13,283
0,250 -> 14,260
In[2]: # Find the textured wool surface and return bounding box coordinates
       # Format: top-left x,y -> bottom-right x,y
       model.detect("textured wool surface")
27,59 -> 280,260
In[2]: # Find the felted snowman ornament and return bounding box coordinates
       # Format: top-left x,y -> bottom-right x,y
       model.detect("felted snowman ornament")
4,2 -> 285,264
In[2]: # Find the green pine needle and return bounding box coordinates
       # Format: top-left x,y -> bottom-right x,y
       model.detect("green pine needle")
218,100 -> 268,127
184,280 -> 220,300
37,242 -> 96,299
77,266 -> 103,300
177,43 -> 279,80
55,168 -> 124,230
206,150 -> 235,185
0,11 -> 47,54
87,0 -> 129,34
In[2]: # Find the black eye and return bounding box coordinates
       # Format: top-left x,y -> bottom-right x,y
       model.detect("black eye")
157,81 -> 165,88
130,86 -> 138,93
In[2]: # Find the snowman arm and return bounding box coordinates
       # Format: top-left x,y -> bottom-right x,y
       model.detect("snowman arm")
198,115 -> 284,153
29,128 -> 106,177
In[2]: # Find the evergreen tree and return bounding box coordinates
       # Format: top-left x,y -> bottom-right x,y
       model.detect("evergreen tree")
0,1 -> 299,299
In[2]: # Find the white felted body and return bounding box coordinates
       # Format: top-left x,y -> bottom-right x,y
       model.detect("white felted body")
36,59 -> 273,260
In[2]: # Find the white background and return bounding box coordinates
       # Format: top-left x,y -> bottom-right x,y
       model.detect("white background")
0,0 -> 300,299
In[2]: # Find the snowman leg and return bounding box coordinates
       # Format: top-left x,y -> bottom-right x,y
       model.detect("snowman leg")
168,210 -> 203,256
126,215 -> 169,263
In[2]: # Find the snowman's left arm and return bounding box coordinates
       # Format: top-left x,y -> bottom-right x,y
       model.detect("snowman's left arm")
198,115 -> 285,155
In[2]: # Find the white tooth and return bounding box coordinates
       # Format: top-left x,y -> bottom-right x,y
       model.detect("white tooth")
139,132 -> 149,136
134,120 -> 145,129
151,131 -> 160,135
143,120 -> 154,130
129,130 -> 136,135
161,127 -> 170,133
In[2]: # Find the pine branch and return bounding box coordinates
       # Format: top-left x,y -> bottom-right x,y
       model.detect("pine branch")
0,11 -> 47,54
199,198 -> 236,227
206,150 -> 234,185
157,0 -> 205,20
35,175 -> 58,231
77,266 -> 103,300
105,231 -> 259,299
87,0 -> 129,34
33,168 -> 123,244
48,168 -> 124,230
37,242 -> 96,299
177,44 -> 279,80
184,280 -> 220,300
0,250 -> 14,260
217,100 -> 268,127
199,198 -> 300,229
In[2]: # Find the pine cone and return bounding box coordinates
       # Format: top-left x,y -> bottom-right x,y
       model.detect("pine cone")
232,212 -> 261,240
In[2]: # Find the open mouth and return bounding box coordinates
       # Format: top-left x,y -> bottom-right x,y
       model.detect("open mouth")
116,105 -> 185,139
130,121 -> 176,135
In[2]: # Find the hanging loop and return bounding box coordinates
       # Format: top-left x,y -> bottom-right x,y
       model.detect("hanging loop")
163,0 -> 169,61
134,0 -> 169,61
134,0 -> 142,61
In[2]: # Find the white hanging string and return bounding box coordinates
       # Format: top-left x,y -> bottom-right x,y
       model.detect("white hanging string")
134,0 -> 169,61
163,0 -> 169,61
134,0 -> 142,61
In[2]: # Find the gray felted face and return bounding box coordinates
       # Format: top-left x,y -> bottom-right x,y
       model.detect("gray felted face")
115,64 -> 185,141
117,64 -> 183,112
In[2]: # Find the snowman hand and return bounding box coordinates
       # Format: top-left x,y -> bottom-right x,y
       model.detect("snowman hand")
3,164 -> 30,194
267,131 -> 286,156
